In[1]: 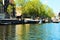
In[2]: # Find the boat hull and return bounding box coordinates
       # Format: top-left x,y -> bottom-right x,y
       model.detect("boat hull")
0,19 -> 39,25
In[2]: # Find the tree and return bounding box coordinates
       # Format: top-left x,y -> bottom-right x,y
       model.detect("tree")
46,7 -> 55,17
6,0 -> 16,18
14,0 -> 25,6
22,0 -> 41,18
15,0 -> 55,18
7,4 -> 13,18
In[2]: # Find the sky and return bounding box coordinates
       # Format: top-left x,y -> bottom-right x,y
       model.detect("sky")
41,0 -> 60,15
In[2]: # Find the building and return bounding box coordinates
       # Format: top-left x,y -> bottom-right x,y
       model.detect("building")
0,0 -> 5,19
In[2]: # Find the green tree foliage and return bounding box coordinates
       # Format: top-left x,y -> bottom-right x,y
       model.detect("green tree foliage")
47,7 -> 55,17
7,4 -> 13,18
0,0 -> 2,2
6,0 -> 16,18
7,5 -> 13,14
15,0 -> 55,18
39,4 -> 47,18
15,0 -> 25,6
40,5 -> 55,18
22,0 -> 41,18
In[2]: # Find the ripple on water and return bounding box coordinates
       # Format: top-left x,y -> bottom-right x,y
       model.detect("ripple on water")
33,23 -> 60,40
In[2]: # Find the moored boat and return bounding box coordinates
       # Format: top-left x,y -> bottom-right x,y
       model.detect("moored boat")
0,19 -> 40,24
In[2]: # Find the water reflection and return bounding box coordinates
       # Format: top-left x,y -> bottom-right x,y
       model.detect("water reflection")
0,23 -> 60,40
5,25 -> 16,40
16,24 -> 30,40
0,25 -> 6,40
0,25 -> 16,40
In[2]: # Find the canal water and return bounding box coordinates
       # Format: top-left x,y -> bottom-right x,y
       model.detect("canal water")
0,23 -> 60,40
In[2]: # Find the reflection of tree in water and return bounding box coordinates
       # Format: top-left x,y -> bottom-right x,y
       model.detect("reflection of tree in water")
15,24 -> 26,40
0,25 -> 24,40
0,25 -> 6,40
5,25 -> 16,40
28,24 -> 47,40
28,24 -> 40,40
